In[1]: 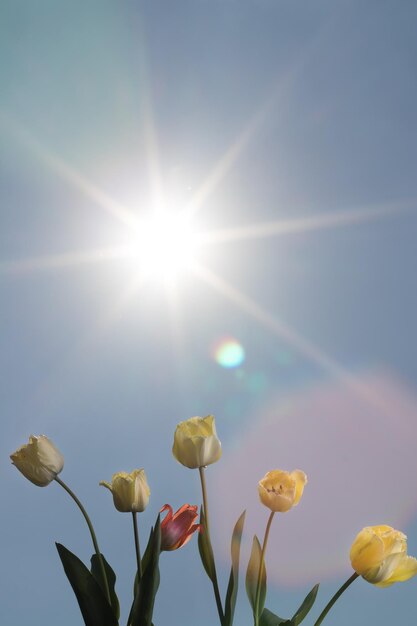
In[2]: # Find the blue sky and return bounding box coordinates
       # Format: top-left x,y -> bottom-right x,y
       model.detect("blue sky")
2,1 -> 417,625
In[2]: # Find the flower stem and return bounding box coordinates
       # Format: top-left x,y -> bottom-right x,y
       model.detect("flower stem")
132,512 -> 142,581
54,476 -> 111,606
199,466 -> 225,626
313,572 -> 359,626
254,511 -> 275,626
199,466 -> 212,530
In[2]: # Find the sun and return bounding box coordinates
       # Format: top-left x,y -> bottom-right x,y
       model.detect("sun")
125,212 -> 201,282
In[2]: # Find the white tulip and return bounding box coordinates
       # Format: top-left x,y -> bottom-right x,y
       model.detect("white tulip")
10,435 -> 64,487
172,415 -> 222,469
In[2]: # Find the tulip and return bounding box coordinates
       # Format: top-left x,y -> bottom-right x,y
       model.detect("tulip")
10,435 -> 64,487
160,504 -> 200,551
172,415 -> 222,469
350,525 -> 417,587
100,469 -> 150,512
173,417 -> 223,623
258,469 -> 307,512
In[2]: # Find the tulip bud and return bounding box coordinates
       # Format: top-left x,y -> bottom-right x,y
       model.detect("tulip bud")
160,504 -> 200,551
172,415 -> 222,469
258,469 -> 307,512
10,435 -> 64,487
350,525 -> 417,587
100,469 -> 150,513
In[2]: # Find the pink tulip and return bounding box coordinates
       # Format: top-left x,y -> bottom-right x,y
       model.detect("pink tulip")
160,504 -> 200,551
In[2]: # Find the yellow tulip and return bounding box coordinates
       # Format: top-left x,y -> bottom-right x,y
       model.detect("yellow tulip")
10,435 -> 64,487
258,469 -> 307,512
100,469 -> 150,512
172,415 -> 222,469
350,525 -> 417,587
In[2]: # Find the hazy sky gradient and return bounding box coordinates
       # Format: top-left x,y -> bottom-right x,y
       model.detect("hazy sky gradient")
2,2 -> 417,625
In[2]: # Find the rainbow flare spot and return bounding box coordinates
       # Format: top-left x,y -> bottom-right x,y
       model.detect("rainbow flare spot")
213,338 -> 245,368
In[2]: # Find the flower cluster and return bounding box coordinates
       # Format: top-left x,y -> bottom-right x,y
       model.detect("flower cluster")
10,416 -> 417,626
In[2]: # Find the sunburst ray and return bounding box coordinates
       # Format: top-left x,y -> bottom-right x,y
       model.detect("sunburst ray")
0,112 -> 138,227
0,247 -> 129,275
200,197 -> 417,245
183,14 -> 340,221
193,262 -> 393,415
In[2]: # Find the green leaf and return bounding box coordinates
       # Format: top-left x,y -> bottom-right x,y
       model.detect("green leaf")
197,505 -> 216,582
140,523 -> 156,577
224,510 -> 246,626
132,570 -> 139,601
245,535 -> 266,619
129,519 -> 159,616
291,583 -> 319,625
258,584 -> 319,626
259,608 -> 292,625
128,515 -> 161,626
90,553 -> 120,620
127,527 -> 152,626
56,543 -> 118,626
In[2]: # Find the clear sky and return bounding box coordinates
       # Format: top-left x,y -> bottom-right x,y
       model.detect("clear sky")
2,1 -> 417,625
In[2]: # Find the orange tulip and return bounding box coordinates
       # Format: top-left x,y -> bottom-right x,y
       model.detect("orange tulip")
160,504 -> 200,551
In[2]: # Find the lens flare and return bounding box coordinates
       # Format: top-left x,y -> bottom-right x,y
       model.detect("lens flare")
211,370 -> 417,586
213,337 -> 245,368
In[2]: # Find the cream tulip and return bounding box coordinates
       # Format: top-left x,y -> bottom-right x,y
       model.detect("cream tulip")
10,435 -> 64,487
258,469 -> 307,512
100,469 -> 150,512
172,415 -> 222,469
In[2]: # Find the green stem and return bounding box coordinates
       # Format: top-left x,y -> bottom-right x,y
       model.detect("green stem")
54,476 -> 111,606
199,466 -> 225,626
132,512 -> 142,581
313,572 -> 359,626
254,511 -> 275,626
199,466 -> 212,530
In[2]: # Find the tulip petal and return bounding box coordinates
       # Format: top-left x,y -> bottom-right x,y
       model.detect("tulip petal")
160,504 -> 173,525
171,503 -> 197,520
36,436 -> 64,474
201,433 -> 222,466
380,527 -> 407,557
99,481 -> 113,492
173,435 -> 203,468
350,528 -> 385,575
176,523 -> 200,550
290,470 -> 308,506
184,415 -> 215,437
376,556 -> 417,587
364,552 -> 404,584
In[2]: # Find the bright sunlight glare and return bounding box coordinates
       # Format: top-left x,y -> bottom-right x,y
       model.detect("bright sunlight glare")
125,213 -> 201,282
